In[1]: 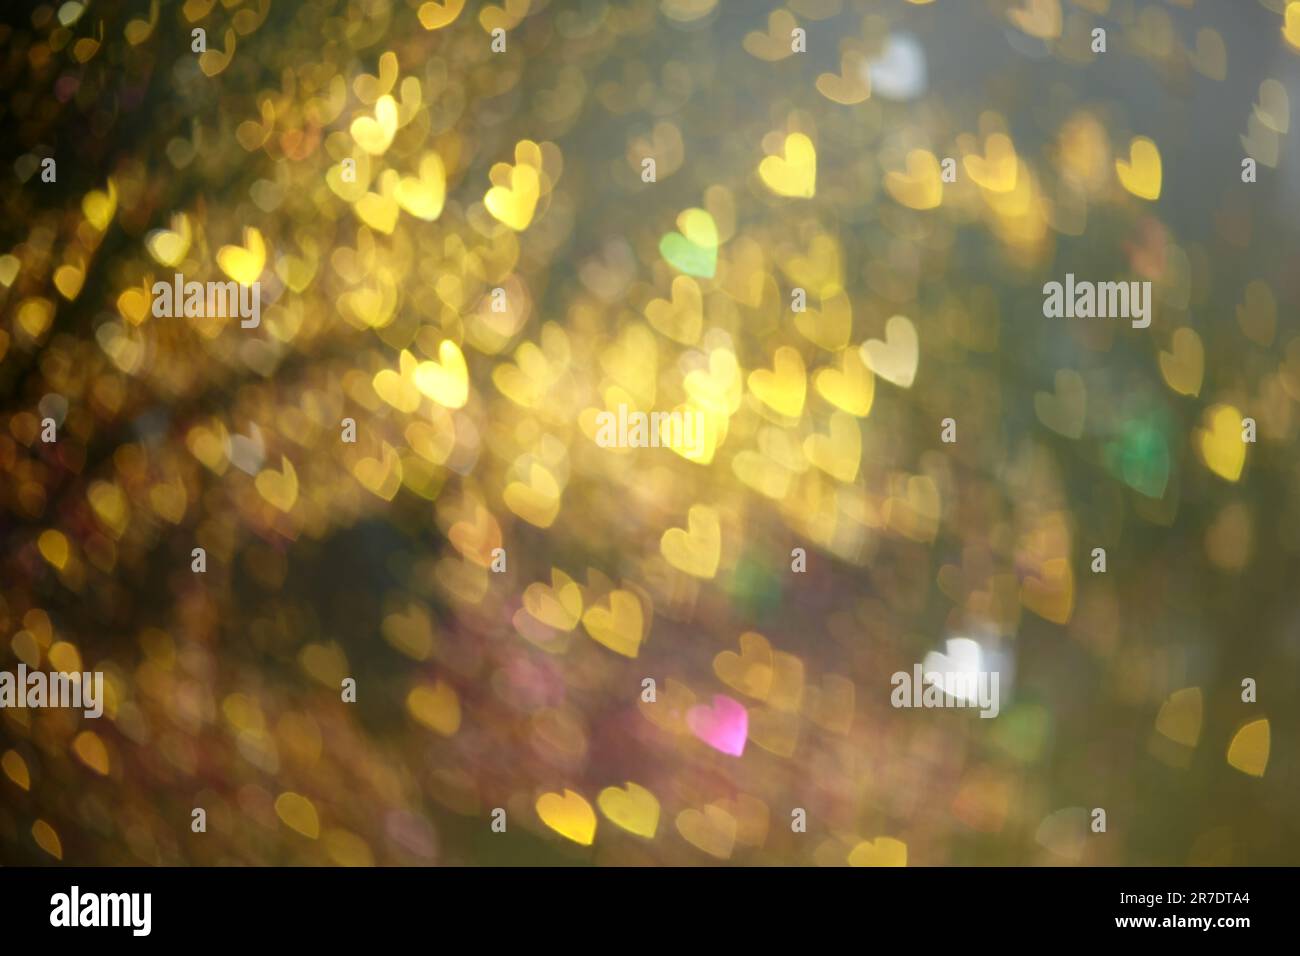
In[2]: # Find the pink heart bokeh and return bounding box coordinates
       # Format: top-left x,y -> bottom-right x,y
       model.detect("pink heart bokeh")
686,694 -> 748,756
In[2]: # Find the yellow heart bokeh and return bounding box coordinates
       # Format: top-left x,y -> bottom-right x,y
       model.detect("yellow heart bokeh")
885,149 -> 943,210
1115,136 -> 1161,200
676,207 -> 718,250
350,94 -> 398,155
146,213 -> 192,267
373,350 -> 422,413
684,348 -> 742,417
485,162 -> 540,231
813,347 -> 874,417
406,680 -> 461,736
1008,0 -> 1061,40
644,275 -> 703,345
255,456 -> 299,512
883,473 -> 941,543
964,132 -> 1019,193
353,443 -> 402,501
523,569 -> 583,631
354,170 -> 400,234
53,262 -> 85,301
217,227 -> 266,286
1197,404 -> 1246,482
503,463 -> 561,528
748,346 -> 806,418
448,503 -> 501,567
713,631 -> 774,699
1284,4 -> 1300,50
1154,686 -> 1202,748
87,481 -> 129,539
596,783 -> 660,839
660,504 -> 721,578
536,789 -> 597,846
480,0 -> 530,33
742,9 -> 797,62
581,588 -> 645,658
848,836 -> 908,866
1158,327 -> 1203,397
274,791 -> 319,839
198,28 -> 236,77
418,0 -> 465,30
803,411 -> 861,482
1226,717 -> 1269,777
860,315 -> 919,388
675,805 -> 736,859
396,152 -> 446,221
815,51 -> 870,105
794,290 -> 852,352
81,179 -> 117,232
1019,557 -> 1074,625
382,604 -> 436,660
758,132 -> 816,198
414,340 -> 469,409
